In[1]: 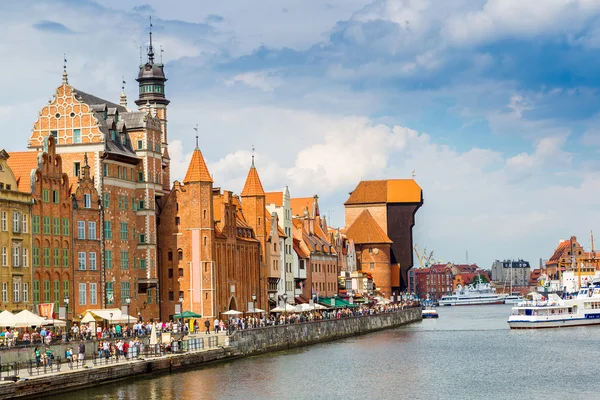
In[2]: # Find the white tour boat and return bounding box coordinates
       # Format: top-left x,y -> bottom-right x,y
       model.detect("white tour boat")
503,294 -> 524,304
508,283 -> 600,329
438,283 -> 503,306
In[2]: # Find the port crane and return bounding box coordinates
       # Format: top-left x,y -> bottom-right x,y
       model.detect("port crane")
414,245 -> 436,269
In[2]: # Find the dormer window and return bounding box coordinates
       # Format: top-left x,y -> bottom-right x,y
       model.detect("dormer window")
110,130 -> 117,142
115,111 -> 119,123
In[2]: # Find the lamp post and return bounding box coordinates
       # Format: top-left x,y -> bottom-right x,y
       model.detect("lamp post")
312,294 -> 317,315
252,293 -> 257,312
333,293 -> 338,309
282,293 -> 288,324
126,297 -> 131,332
393,291 -> 396,304
109,312 -> 113,336
64,296 -> 70,341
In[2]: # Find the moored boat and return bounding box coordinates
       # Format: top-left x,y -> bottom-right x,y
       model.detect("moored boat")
508,282 -> 600,329
503,294 -> 524,304
422,308 -> 439,318
439,283 -> 503,306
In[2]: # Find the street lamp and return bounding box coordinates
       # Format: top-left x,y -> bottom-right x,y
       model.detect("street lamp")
109,312 -> 113,335
126,297 -> 131,331
312,294 -> 317,315
282,293 -> 288,324
393,291 -> 396,304
252,293 -> 257,312
64,296 -> 70,341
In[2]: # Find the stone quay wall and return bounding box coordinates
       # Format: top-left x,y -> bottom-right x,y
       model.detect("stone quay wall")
230,308 -> 421,355
1,308 -> 421,399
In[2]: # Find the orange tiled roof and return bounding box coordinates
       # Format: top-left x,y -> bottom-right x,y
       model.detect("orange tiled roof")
241,166 -> 265,196
290,197 -> 314,217
293,238 -> 309,259
344,179 -> 422,205
546,238 -> 576,265
183,148 -> 212,183
344,209 -> 392,244
265,191 -> 283,206
6,151 -> 39,192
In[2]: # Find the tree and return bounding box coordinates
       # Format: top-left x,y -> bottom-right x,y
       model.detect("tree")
470,274 -> 489,286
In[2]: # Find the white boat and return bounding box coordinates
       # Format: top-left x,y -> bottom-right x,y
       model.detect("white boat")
422,308 -> 439,318
438,283 -> 503,306
503,294 -> 524,304
508,284 -> 600,329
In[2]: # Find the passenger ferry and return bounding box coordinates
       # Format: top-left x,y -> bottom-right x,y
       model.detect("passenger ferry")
502,294 -> 524,304
438,283 -> 503,306
508,283 -> 600,329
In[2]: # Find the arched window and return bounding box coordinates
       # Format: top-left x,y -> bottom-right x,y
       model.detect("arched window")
178,250 -> 183,261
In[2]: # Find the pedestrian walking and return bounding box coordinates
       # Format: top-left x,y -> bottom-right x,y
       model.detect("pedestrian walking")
204,319 -> 210,334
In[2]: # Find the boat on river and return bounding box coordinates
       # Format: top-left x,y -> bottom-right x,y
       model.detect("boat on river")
438,283 -> 503,306
508,282 -> 600,329
502,294 -> 524,304
422,308 -> 439,318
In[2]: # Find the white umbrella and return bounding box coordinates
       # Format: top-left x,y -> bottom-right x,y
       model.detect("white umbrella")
149,324 -> 158,345
222,310 -> 243,316
42,318 -> 66,326
13,310 -> 45,327
246,308 -> 266,313
0,310 -> 16,327
270,304 -> 298,313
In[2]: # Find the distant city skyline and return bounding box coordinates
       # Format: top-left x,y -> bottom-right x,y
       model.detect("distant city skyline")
3,0 -> 600,270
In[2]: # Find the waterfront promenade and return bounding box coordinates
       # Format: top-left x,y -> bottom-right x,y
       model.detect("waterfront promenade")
0,308 -> 420,399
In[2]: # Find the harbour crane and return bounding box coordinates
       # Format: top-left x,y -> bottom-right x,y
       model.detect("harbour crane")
414,245 -> 436,269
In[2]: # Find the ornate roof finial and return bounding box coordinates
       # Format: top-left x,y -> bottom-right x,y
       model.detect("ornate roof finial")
193,124 -> 199,149
84,152 -> 89,166
148,16 -> 154,64
251,145 -> 255,168
160,45 -> 164,64
120,76 -> 127,108
62,53 -> 68,84
139,45 -> 143,65
412,170 -> 416,179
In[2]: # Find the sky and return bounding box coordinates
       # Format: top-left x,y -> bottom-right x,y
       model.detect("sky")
2,0 -> 600,271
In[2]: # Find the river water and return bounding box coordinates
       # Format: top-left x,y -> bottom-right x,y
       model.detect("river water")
48,305 -> 600,400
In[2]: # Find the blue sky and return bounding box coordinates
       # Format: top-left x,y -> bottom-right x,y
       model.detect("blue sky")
3,0 -> 600,270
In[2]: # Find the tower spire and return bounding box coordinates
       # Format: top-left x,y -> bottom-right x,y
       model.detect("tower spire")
148,16 -> 154,64
251,145 -> 255,168
62,53 -> 68,84
193,125 -> 199,149
120,76 -> 127,108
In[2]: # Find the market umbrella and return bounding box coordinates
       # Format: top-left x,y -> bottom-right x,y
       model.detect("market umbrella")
0,310 -> 16,328
173,310 -> 202,319
222,310 -> 243,316
13,310 -> 45,327
246,308 -> 266,314
149,324 -> 158,345
270,304 -> 298,313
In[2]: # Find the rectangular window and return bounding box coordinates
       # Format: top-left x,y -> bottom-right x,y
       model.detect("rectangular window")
43,216 -> 50,234
53,217 -> 60,236
52,190 -> 59,203
43,189 -> 49,203
118,194 -> 122,209
23,282 -> 29,303
77,221 -> 85,239
121,251 -> 129,269
175,216 -> 180,225
1,247 -> 7,266
168,269 -> 173,278
138,172 -> 144,182
22,213 -> 27,233
104,193 -> 110,208
22,248 -> 28,267
178,268 -> 184,277
147,288 -> 152,304
88,221 -> 96,240
33,247 -> 40,267
120,222 -> 128,240
74,161 -> 81,177
89,252 -> 97,270
43,280 -> 50,302
63,280 -> 69,300
13,281 -> 20,303
12,212 -> 20,233
104,221 -> 112,239
13,246 -> 20,267
106,281 -> 114,305
63,249 -> 68,267
132,199 -> 137,211
43,247 -> 50,266
53,248 -> 59,267
124,195 -> 128,210
79,283 -> 86,305
140,259 -> 146,269
84,193 -> 91,208
103,163 -> 109,177
137,140 -> 143,150
73,129 -> 81,144
1,283 -> 7,303
121,282 -> 130,302
1,211 -> 6,231
139,234 -> 146,244
32,216 -> 40,234
33,280 -> 40,303
53,280 -> 60,308
78,252 -> 86,270
105,250 -> 113,269
168,291 -> 174,301
62,218 -> 69,236
89,283 -> 97,305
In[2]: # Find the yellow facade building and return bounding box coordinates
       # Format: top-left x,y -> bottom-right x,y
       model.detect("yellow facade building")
0,150 -> 33,312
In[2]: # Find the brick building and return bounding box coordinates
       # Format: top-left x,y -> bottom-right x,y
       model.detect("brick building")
0,150 -> 33,312
72,154 -> 102,317
413,264 -> 453,300
157,147 -> 264,321
344,179 -> 423,293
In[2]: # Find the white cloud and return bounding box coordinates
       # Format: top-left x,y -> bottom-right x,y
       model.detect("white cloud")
224,70 -> 282,91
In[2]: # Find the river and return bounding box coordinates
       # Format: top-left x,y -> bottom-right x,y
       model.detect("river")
47,305 -> 600,400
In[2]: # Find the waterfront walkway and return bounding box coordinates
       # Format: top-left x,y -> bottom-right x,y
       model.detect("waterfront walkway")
0,331 -> 228,385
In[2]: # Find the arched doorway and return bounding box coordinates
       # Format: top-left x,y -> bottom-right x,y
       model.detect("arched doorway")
228,296 -> 238,311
